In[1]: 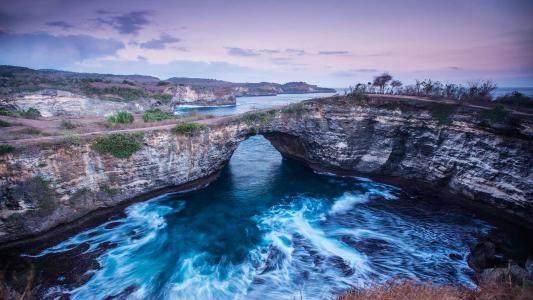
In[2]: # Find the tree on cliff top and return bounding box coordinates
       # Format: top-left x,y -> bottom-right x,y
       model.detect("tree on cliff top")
390,80 -> 402,94
372,73 -> 393,94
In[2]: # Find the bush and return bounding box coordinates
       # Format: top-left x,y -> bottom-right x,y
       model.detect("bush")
481,105 -> 510,124
347,83 -> 370,101
82,85 -> 146,101
281,102 -> 306,115
0,144 -> 15,155
0,119 -> 11,127
0,108 -> 14,116
60,119 -> 77,129
19,107 -> 41,119
429,103 -> 456,125
143,109 -> 174,122
495,92 -> 533,109
19,127 -> 42,135
63,133 -> 81,146
152,93 -> 173,103
172,122 -> 206,136
0,108 -> 41,119
241,110 -> 276,126
91,133 -> 143,158
107,111 -> 134,124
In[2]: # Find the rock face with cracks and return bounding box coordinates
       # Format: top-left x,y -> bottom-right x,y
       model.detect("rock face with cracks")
0,95 -> 531,244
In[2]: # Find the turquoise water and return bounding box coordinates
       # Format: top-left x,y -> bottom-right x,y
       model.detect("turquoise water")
30,136 -> 489,299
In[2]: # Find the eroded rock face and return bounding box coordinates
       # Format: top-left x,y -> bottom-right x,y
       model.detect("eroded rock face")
0,96 -> 531,244
264,97 -> 532,225
0,123 -> 251,243
173,85 -> 236,106
1,90 -> 168,117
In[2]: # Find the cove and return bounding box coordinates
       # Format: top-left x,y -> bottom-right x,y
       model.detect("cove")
21,135 -> 491,299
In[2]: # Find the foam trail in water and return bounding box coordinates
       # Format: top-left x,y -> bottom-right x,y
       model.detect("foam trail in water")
29,199 -> 181,299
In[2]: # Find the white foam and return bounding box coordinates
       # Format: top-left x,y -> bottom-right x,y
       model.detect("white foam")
329,192 -> 369,215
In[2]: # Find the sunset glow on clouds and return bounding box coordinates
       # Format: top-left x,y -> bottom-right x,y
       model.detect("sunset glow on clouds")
1,0 -> 532,86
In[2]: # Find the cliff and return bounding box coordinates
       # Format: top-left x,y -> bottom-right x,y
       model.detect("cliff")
0,65 -> 335,115
173,85 -> 236,106
0,95 -> 531,245
266,96 -> 532,225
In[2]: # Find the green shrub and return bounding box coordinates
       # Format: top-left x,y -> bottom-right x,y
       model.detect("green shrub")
0,144 -> 15,155
60,119 -> 77,129
429,103 -> 456,125
480,105 -> 510,124
82,85 -> 146,101
172,122 -> 206,136
107,111 -> 134,124
19,127 -> 42,135
0,119 -> 11,127
152,93 -> 173,103
0,108 -> 14,116
0,108 -> 41,118
143,109 -> 174,122
495,92 -> 533,109
63,133 -> 81,146
241,110 -> 275,126
92,133 -> 143,158
19,107 -> 41,119
281,102 -> 305,115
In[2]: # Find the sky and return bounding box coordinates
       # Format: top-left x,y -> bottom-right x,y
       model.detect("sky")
0,0 -> 532,87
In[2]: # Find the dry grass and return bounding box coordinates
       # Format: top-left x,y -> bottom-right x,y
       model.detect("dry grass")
339,280 -> 533,300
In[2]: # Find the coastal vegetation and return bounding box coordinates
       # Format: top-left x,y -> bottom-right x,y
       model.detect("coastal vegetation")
107,111 -> 134,124
62,132 -> 81,146
348,73 -> 532,108
429,103 -> 456,125
0,144 -> 15,155
480,105 -> 512,125
241,110 -> 277,126
60,119 -> 77,129
91,133 -> 143,158
0,107 -> 42,119
495,91 -> 533,109
142,109 -> 175,122
172,122 -> 206,136
280,102 -> 306,115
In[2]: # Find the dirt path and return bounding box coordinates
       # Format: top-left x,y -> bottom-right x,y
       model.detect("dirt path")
1,114 -> 235,146
1,95 -> 531,146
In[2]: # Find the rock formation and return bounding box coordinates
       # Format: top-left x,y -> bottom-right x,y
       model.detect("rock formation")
0,95 -> 531,245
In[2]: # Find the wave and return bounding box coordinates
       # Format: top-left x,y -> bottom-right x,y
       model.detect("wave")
31,177 -> 484,299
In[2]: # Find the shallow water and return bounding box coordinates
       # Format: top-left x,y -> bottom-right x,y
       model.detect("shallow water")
26,135 -> 492,299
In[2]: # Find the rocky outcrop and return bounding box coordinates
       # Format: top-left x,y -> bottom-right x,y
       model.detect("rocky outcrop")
1,90 -> 165,117
0,123 -> 251,244
264,97 -> 532,224
173,85 -> 236,106
0,95 -> 531,245
0,65 -> 335,116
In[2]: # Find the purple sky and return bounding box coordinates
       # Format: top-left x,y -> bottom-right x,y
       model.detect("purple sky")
1,0 -> 532,87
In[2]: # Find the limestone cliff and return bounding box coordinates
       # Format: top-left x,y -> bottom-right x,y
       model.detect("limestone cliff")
173,85 -> 236,106
0,123 -> 251,244
1,90 -> 165,117
265,96 -> 532,225
0,95 -> 531,245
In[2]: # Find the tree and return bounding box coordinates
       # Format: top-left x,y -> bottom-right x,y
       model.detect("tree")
372,73 -> 393,94
390,80 -> 402,94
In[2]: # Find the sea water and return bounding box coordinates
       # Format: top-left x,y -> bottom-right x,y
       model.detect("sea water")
30,136 -> 490,299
